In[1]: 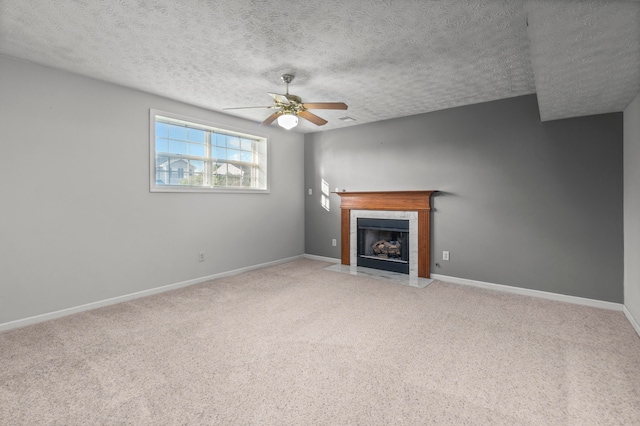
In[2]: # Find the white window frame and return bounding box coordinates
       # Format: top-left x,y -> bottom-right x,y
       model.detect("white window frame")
150,109 -> 269,193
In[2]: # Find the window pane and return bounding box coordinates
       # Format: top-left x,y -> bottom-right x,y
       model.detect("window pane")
156,122 -> 169,138
213,172 -> 226,187
227,136 -> 241,149
241,151 -> 253,162
169,141 -> 187,155
227,149 -> 241,161
169,159 -> 189,170
215,134 -> 227,147
156,138 -> 168,153
168,124 -> 187,141
177,173 -> 189,185
179,170 -> 201,186
188,143 -> 205,157
241,139 -> 253,151
187,128 -> 205,143
191,160 -> 204,172
187,172 -> 204,186
227,175 -> 242,187
169,171 -> 181,185
214,147 -> 226,159
155,171 -> 167,185
214,163 -> 233,176
156,157 -> 169,185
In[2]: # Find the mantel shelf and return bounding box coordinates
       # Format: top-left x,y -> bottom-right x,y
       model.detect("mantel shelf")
334,190 -> 436,211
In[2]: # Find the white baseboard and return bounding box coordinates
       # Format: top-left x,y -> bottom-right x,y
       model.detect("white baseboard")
623,306 -> 640,337
0,255 -> 304,333
303,254 -> 341,263
3,258 -> 631,335
302,259 -> 624,311
431,273 -> 623,311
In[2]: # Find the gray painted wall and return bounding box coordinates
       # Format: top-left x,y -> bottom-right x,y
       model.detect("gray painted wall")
0,55 -> 305,324
305,95 -> 624,303
624,92 -> 640,321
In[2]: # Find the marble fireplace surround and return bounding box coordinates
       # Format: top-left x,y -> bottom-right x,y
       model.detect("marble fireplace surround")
335,191 -> 436,278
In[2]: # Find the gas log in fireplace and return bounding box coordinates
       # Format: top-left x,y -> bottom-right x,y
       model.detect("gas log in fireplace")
357,218 -> 409,274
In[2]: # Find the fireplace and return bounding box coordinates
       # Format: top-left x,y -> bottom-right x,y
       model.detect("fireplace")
335,191 -> 436,278
357,218 -> 410,274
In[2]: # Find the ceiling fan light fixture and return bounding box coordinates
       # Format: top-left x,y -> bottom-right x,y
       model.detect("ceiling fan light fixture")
277,113 -> 298,130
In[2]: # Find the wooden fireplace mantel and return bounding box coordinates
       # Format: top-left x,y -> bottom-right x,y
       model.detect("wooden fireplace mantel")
335,190 -> 436,278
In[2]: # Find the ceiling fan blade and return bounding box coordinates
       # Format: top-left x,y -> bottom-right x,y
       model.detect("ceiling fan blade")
261,112 -> 280,126
223,106 -> 277,110
267,92 -> 290,104
298,110 -> 328,126
302,102 -> 348,110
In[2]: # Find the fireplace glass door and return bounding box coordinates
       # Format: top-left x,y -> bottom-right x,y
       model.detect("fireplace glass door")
357,218 -> 409,274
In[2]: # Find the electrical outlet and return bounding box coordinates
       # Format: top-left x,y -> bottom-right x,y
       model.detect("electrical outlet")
442,251 -> 450,261
308,188 -> 312,195
199,252 -> 205,262
332,239 -> 337,247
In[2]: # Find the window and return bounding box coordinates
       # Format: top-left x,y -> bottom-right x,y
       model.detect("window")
150,109 -> 268,192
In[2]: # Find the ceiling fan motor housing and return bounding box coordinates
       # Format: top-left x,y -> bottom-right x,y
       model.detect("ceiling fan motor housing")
281,74 -> 295,85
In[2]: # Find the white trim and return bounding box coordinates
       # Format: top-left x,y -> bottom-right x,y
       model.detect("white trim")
0,255 -> 303,332
623,306 -> 640,337
431,273 -> 623,311
303,254 -> 340,263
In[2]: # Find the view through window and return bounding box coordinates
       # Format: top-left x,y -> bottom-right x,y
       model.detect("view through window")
150,110 -> 268,192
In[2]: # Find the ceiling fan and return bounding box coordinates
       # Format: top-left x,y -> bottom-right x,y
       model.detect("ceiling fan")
223,74 -> 348,130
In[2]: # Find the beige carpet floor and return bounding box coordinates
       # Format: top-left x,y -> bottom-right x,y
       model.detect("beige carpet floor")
1,258 -> 639,425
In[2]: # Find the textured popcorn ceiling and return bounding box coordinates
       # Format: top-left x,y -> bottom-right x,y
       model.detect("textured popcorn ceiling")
0,0 -> 638,132
526,0 -> 640,121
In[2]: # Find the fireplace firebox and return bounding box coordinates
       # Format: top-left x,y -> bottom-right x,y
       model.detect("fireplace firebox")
357,218 -> 410,274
